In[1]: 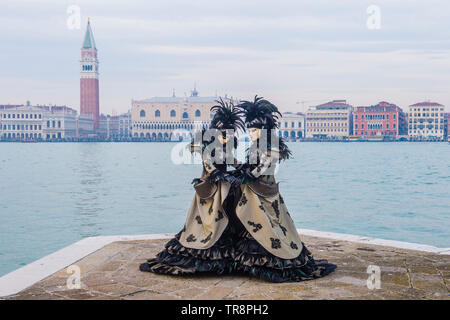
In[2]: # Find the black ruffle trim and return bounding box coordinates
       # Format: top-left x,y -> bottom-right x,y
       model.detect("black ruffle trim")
232,230 -> 336,283
140,227 -> 336,282
139,228 -> 237,276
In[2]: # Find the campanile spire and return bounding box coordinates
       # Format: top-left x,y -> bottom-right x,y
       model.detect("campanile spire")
80,19 -> 100,130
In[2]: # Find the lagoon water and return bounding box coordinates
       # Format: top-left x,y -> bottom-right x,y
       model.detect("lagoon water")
0,142 -> 449,276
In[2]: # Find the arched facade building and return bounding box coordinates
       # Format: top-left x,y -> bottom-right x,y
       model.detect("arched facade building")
131,91 -> 231,141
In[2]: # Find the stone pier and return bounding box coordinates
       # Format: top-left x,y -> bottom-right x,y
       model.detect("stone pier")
1,231 -> 449,300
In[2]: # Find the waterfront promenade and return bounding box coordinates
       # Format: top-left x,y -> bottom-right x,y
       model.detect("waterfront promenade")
1,230 -> 449,300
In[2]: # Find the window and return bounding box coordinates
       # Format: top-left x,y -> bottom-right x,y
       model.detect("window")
140,110 -> 146,117
170,110 -> 176,117
195,110 -> 201,117
155,110 -> 160,117
182,112 -> 188,119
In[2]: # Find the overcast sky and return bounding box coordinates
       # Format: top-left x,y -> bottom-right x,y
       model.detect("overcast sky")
1,0 -> 450,114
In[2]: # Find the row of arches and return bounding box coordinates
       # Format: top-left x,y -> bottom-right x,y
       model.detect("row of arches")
133,131 -> 193,141
140,109 -> 202,118
132,130 -> 303,141
280,130 -> 303,139
82,65 -> 93,71
134,123 -> 210,130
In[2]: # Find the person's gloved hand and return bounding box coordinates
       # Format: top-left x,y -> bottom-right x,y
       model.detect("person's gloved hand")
241,167 -> 257,183
191,178 -> 202,185
230,165 -> 256,184
206,169 -> 226,184
224,173 -> 241,188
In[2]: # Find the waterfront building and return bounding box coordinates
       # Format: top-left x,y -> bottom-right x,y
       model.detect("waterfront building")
444,112 -> 450,141
0,104 -> 82,141
353,101 -> 407,139
80,19 -> 100,131
75,114 -> 95,139
1,105 -> 47,140
118,110 -> 132,139
1,104 -> 43,140
131,89 -> 233,141
408,102 -> 445,140
97,114 -> 121,140
108,115 -> 120,139
305,100 -> 353,139
43,106 -> 78,140
278,112 -> 304,141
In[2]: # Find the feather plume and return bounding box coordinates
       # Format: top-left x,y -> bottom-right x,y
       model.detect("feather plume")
210,97 -> 245,131
238,95 -> 282,129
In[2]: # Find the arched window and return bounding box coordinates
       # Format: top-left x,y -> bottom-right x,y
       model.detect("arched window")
155,110 -> 160,117
210,113 -> 214,119
140,110 -> 146,117
182,112 -> 188,119
195,110 -> 201,117
170,110 -> 176,117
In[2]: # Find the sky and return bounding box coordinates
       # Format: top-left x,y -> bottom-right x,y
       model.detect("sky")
1,0 -> 450,115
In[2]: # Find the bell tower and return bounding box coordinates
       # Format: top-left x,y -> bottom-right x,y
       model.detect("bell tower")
80,18 -> 100,130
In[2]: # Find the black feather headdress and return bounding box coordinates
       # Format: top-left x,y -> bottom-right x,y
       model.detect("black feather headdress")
210,98 -> 245,131
239,95 -> 292,161
238,95 -> 282,129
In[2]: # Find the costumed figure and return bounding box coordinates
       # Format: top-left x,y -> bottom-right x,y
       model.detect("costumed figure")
139,98 -> 245,276
231,96 -> 336,282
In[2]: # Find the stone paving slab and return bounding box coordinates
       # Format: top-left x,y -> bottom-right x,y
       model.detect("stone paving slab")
4,235 -> 450,300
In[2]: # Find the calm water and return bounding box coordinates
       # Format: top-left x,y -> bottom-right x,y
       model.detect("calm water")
0,142 -> 449,276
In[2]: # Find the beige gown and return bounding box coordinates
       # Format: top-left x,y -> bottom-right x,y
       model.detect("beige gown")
178,143 -> 234,249
235,147 -> 303,259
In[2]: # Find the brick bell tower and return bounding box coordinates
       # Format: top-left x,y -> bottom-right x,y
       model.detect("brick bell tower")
80,18 -> 100,130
